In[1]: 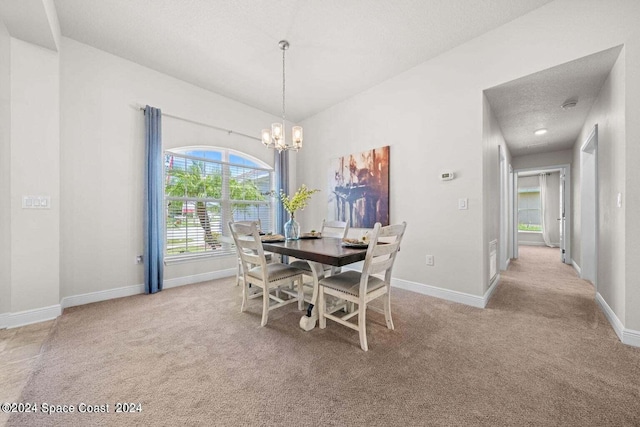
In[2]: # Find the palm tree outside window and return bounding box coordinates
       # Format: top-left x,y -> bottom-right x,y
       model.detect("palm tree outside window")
164,147 -> 273,259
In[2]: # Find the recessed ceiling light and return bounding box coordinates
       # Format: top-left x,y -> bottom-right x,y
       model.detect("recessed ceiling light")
534,128 -> 547,136
561,100 -> 578,110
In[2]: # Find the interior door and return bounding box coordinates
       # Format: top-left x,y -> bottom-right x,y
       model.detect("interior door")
559,170 -> 566,263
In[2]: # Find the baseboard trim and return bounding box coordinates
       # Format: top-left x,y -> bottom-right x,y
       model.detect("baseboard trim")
0,313 -> 8,329
595,292 -> 640,347
484,273 -> 501,307
571,259 -> 582,276
163,268 -> 236,289
1,304 -> 62,329
391,277 -> 486,308
595,292 -> 624,341
3,269 -> 238,328
61,268 -> 237,309
623,328 -> 640,347
519,241 -> 547,246
61,284 -> 145,309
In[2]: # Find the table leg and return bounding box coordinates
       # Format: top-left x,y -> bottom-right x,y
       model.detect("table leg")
299,261 -> 325,331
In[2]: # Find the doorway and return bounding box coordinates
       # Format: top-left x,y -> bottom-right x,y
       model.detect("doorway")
512,164 -> 571,264
580,125 -> 598,286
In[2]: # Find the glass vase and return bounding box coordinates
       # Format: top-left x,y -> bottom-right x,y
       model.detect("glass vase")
284,215 -> 300,240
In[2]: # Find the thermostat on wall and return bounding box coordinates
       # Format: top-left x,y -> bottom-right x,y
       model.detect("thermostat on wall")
440,171 -> 455,181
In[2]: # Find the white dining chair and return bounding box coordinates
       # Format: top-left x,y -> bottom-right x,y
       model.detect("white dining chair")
228,219 -> 277,287
229,221 -> 304,327
289,219 -> 349,274
289,219 -> 349,303
317,221 -> 407,351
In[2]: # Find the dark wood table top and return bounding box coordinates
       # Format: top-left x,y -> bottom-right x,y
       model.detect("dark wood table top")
262,237 -> 367,267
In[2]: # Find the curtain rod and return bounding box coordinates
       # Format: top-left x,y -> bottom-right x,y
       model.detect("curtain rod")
137,105 -> 260,142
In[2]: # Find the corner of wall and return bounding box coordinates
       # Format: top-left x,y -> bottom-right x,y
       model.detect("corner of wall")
0,18 -> 12,315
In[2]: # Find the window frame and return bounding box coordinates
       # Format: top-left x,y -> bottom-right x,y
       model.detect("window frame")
164,146 -> 274,263
517,187 -> 542,233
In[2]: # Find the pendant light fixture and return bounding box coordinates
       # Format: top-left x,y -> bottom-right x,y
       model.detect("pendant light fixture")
261,40 -> 303,152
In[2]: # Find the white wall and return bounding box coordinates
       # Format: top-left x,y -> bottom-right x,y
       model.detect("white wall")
573,48 -> 626,325
482,94 -> 511,288
9,38 -> 60,312
298,0 -> 640,302
59,37 -> 284,299
625,31 -> 640,332
0,19 -> 11,314
300,65 -> 485,297
512,149 -> 573,171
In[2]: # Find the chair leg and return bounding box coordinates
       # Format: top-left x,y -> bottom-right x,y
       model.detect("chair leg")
318,285 -> 326,329
297,278 -> 304,311
235,259 -> 242,286
240,278 -> 249,312
384,290 -> 394,330
261,286 -> 269,327
358,302 -> 368,351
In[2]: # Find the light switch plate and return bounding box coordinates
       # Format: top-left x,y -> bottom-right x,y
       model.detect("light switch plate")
22,196 -> 51,209
458,198 -> 468,210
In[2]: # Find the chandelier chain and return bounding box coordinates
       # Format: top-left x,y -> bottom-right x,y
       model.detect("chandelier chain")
261,39 -> 302,151
282,45 -> 286,121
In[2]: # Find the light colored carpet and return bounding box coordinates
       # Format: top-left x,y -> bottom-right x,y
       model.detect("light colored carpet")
8,246 -> 640,426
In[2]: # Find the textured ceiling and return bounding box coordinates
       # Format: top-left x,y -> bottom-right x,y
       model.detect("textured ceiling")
485,46 -> 623,157
51,0 -> 553,121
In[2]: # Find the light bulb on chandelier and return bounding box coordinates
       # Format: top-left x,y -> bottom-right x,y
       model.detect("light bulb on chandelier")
261,40 -> 303,152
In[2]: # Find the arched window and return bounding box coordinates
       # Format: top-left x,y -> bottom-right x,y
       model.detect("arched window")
164,146 -> 273,259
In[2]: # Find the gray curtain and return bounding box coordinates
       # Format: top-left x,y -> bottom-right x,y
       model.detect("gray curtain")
144,105 -> 164,294
274,149 -> 289,235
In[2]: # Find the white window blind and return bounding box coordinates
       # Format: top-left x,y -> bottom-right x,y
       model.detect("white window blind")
164,149 -> 273,260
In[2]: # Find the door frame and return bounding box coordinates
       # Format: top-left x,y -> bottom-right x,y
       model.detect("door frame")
512,163 -> 572,264
580,124 -> 598,287
499,145 -> 510,270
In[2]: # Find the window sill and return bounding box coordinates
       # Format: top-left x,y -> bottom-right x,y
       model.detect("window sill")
518,230 -> 542,234
165,250 -> 236,265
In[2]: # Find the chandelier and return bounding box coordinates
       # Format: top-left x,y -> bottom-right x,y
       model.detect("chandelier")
261,40 -> 303,152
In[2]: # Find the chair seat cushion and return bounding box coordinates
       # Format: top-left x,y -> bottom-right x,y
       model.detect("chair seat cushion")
289,260 -> 331,272
318,270 -> 386,297
248,263 -> 301,282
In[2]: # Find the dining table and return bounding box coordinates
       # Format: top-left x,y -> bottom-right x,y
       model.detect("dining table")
262,236 -> 368,331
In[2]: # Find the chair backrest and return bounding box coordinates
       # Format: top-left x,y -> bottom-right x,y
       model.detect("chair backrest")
321,219 -> 349,238
360,222 -> 407,289
235,219 -> 262,232
228,221 -> 267,277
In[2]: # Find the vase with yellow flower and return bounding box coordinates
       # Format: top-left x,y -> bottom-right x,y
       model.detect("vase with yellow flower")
280,185 -> 320,240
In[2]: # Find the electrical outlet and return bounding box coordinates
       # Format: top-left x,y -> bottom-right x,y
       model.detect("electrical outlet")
425,255 -> 434,266
135,255 -> 143,264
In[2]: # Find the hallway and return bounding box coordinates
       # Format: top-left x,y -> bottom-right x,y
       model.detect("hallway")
494,245 -> 600,328
485,245 -> 640,424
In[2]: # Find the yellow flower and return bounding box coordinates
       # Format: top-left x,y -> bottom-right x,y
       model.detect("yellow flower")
280,185 -> 320,216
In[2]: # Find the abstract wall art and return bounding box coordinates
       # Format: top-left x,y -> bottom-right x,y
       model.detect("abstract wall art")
328,146 -> 389,228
